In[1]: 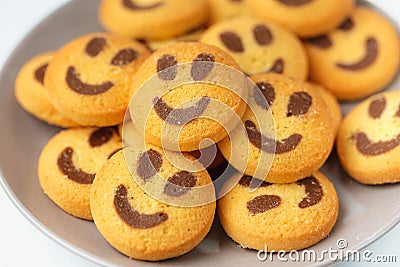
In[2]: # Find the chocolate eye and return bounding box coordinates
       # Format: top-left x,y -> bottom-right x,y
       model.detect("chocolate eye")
306,35 -> 332,49
157,54 -> 178,80
368,97 -> 386,119
246,195 -> 281,214
338,17 -> 354,31
287,92 -> 312,117
163,171 -> 197,197
136,149 -> 163,181
396,104 -> 400,117
110,49 -> 138,66
220,31 -> 244,52
34,63 -> 48,85
89,128 -> 114,147
85,37 -> 106,57
254,82 -> 275,110
253,25 -> 273,46
191,53 -> 215,81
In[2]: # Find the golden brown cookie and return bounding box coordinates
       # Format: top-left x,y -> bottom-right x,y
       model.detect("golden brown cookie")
311,82 -> 342,134
200,17 -> 308,79
38,127 -> 122,220
247,0 -> 355,37
337,91 -> 400,184
99,0 -> 208,40
218,74 -> 335,183
130,42 -> 247,152
218,171 -> 339,251
207,0 -> 249,24
44,33 -> 151,126
140,25 -> 206,51
305,7 -> 400,100
14,52 -> 79,127
121,118 -> 228,180
90,148 -> 216,261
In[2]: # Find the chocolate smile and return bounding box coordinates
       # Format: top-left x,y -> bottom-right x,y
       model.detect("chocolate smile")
114,184 -> 168,229
354,132 -> 400,156
66,66 -> 114,95
153,96 -> 210,125
245,120 -> 302,154
57,147 -> 95,184
276,0 -> 314,6
123,0 -> 164,10
336,37 -> 378,71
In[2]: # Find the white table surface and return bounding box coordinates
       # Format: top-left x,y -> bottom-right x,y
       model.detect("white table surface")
0,1 -> 399,266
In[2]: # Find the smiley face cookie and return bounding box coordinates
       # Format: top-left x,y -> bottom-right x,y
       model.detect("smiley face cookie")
200,17 -> 308,80
14,52 -> 79,127
44,33 -> 151,126
305,7 -> 400,101
337,91 -> 400,184
130,42 -> 247,152
247,0 -> 355,37
99,0 -> 208,40
38,127 -> 121,220
218,74 -> 335,183
207,0 -> 249,24
90,149 -> 216,261
218,172 -> 339,251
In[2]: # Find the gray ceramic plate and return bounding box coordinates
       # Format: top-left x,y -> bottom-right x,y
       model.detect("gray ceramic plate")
0,0 -> 399,266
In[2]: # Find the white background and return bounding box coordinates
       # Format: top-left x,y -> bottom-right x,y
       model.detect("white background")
0,0 -> 399,266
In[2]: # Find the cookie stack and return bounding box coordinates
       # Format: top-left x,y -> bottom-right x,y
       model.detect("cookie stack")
13,0 -> 399,263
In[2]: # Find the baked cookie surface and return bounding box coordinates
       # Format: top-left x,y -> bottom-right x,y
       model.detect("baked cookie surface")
218,171 -> 339,251
247,0 -> 355,37
201,17 -> 308,80
218,74 -> 335,183
311,83 -> 342,134
14,52 -> 79,127
99,0 -> 208,39
337,91 -> 400,184
130,42 -> 247,152
305,7 -> 400,100
207,0 -> 249,24
90,149 -> 216,261
38,127 -> 121,220
44,33 -> 151,126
